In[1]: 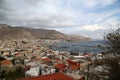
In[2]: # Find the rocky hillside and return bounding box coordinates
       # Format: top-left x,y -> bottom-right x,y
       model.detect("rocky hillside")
68,34 -> 91,42
0,24 -> 90,42
0,24 -> 34,39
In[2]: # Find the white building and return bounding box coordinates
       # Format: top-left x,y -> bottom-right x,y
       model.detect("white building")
25,67 -> 40,76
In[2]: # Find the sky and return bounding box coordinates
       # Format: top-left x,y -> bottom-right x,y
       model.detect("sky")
0,0 -> 120,39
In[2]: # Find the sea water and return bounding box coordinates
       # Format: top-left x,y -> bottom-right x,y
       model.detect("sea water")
51,40 -> 106,53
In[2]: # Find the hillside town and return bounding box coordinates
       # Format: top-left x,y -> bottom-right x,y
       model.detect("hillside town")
0,0 -> 120,80
0,38 -> 116,80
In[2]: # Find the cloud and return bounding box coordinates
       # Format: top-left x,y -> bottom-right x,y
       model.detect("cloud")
0,0 -> 119,27
78,0 -> 118,7
0,0 -> 12,21
81,24 -> 107,31
6,12 -> 76,28
23,0 -> 44,5
0,0 -> 120,39
93,9 -> 120,23
50,23 -> 117,39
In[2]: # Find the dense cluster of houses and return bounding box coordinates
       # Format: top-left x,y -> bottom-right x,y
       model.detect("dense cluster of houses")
0,38 -> 113,80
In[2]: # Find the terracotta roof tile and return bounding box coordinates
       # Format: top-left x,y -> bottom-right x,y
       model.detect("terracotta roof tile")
41,58 -> 51,63
66,59 -> 78,66
54,63 -> 66,71
69,65 -> 79,70
34,57 -> 41,61
14,53 -> 22,57
25,65 -> 31,71
66,59 -> 80,70
19,72 -> 75,80
0,60 -> 13,66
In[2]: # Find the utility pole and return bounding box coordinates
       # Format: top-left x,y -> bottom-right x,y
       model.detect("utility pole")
0,52 -> 1,77
0,61 -> 1,78
87,64 -> 90,80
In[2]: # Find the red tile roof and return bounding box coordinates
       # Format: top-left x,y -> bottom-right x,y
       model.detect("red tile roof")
0,60 -> 13,66
54,63 -> 66,71
66,59 -> 78,65
66,59 -> 80,70
56,58 -> 61,61
14,53 -> 22,57
41,57 -> 51,63
34,57 -> 41,61
25,65 -> 31,71
18,72 -> 76,80
69,65 -> 79,70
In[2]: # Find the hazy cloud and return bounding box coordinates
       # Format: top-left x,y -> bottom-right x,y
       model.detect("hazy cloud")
0,0 -> 120,39
78,0 -> 118,7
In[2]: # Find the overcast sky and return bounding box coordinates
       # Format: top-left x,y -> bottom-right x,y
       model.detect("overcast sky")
0,0 -> 120,39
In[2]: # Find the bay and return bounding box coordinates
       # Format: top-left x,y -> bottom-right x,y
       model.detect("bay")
51,40 -> 106,53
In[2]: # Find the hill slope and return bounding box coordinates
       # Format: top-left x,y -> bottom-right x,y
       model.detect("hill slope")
0,24 -> 90,41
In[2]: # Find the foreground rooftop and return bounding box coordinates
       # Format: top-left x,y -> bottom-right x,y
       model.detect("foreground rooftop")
18,72 -> 83,80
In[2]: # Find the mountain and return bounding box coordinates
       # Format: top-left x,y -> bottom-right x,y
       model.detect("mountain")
68,34 -> 91,42
0,24 -> 34,39
0,24 -> 90,42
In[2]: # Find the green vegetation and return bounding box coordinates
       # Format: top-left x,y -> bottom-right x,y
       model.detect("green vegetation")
0,57 -> 6,61
0,66 -> 25,80
104,28 -> 120,80
87,28 -> 120,80
104,28 -> 120,54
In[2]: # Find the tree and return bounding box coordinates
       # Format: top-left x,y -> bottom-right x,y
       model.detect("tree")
104,28 -> 120,80
0,66 -> 25,80
0,56 -> 6,61
104,28 -> 120,54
